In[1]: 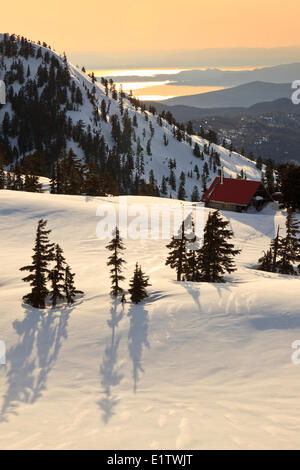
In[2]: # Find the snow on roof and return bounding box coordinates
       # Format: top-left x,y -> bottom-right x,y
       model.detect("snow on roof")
203,177 -> 261,206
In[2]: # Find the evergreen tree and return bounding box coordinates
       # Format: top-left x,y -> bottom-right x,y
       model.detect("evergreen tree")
0,152 -> 6,189
177,182 -> 186,201
198,211 -> 241,282
193,143 -> 201,157
256,156 -> 263,170
160,175 -> 168,195
194,164 -> 200,180
165,222 -> 187,281
258,249 -> 273,272
146,139 -> 152,156
191,185 -> 200,202
132,114 -> 138,127
101,99 -> 107,121
276,210 -> 300,275
186,121 -> 194,135
265,161 -> 275,194
20,219 -> 54,308
129,263 -> 150,303
183,216 -> 201,282
48,244 -> 66,307
23,174 -> 42,192
106,227 -> 126,296
277,164 -> 300,211
64,265 -> 83,304
257,225 -> 281,273
271,225 -> 281,272
169,169 -> 176,191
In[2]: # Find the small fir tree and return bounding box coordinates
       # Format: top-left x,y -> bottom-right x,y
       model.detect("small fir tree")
257,226 -> 281,273
276,210 -> 300,275
198,211 -> 241,282
129,263 -> 151,303
48,244 -> 66,307
20,219 -> 54,308
257,249 -> 273,272
106,227 -> 126,297
191,185 -> 200,202
166,222 -> 188,281
64,265 -> 83,304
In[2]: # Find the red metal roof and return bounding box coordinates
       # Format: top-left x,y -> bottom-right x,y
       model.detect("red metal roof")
203,177 -> 261,206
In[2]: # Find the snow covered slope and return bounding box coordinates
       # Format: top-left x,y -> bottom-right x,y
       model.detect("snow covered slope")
0,34 -> 262,200
1,190 -> 300,450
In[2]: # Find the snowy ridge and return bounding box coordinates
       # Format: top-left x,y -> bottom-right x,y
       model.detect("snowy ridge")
0,34 -> 262,200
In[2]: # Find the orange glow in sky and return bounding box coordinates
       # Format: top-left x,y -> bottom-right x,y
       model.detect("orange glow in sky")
2,0 -> 300,61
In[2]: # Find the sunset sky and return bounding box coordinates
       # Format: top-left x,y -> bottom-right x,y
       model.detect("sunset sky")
3,0 -> 300,67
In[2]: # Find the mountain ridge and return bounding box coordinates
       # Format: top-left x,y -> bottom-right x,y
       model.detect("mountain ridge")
160,81 -> 293,108
0,33 -> 262,200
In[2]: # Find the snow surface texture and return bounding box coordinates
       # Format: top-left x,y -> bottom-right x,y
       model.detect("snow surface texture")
0,36 -> 262,200
0,190 -> 300,450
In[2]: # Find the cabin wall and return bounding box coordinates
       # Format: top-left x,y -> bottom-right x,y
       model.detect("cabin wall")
204,201 -> 244,212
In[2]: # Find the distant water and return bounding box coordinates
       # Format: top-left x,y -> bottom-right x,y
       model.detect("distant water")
89,66 -> 262,101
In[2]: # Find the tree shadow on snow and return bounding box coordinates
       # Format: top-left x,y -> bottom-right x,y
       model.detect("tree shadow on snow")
179,282 -> 202,314
143,290 -> 171,304
0,303 -> 74,422
127,303 -> 150,393
98,300 -> 124,424
250,315 -> 300,331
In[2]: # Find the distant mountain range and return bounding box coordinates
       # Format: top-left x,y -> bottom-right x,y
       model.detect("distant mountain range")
145,98 -> 300,122
99,63 -> 300,89
160,81 -> 293,108
165,62 -> 300,87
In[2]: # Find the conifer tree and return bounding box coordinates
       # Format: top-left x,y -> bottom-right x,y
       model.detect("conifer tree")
193,143 -> 201,157
23,174 -> 42,192
0,154 -> 6,189
129,263 -> 150,303
146,139 -> 152,156
101,99 -> 107,121
187,121 -> 194,135
271,225 -> 281,272
48,244 -> 66,307
165,222 -> 187,281
106,227 -> 126,297
276,210 -> 300,275
183,217 -> 201,282
257,225 -> 281,273
177,182 -> 186,201
64,265 -> 83,304
20,219 -> 54,308
265,161 -> 275,194
160,175 -> 168,195
258,249 -> 273,272
198,211 -> 241,282
191,185 -> 200,202
169,169 -> 176,191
